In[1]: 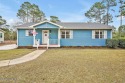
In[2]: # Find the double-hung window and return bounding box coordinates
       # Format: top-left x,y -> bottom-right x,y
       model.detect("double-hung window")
92,30 -> 107,39
61,30 -> 73,39
100,30 -> 104,39
26,30 -> 33,36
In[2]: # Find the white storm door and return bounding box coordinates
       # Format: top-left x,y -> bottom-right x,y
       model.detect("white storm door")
42,30 -> 49,44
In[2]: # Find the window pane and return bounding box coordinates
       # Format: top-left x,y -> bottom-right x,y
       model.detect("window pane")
95,30 -> 99,39
95,35 -> 99,38
95,32 -> 99,34
29,30 -> 33,36
0,33 -> 2,38
61,35 -> 65,38
61,31 -> 65,34
100,30 -> 104,35
61,30 -> 65,36
66,30 -> 70,34
100,30 -> 104,39
66,35 -> 70,38
100,35 -> 104,38
61,30 -> 65,39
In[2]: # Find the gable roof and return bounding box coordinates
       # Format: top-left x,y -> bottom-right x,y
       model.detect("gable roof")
16,21 -> 113,30
29,21 -> 63,28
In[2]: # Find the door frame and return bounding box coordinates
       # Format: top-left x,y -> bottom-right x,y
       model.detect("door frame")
42,30 -> 49,44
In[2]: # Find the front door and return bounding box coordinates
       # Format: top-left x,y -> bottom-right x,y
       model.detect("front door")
42,30 -> 49,44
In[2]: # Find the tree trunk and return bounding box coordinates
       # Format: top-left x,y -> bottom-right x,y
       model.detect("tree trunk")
120,2 -> 123,26
26,9 -> 28,23
107,7 -> 109,25
99,9 -> 101,23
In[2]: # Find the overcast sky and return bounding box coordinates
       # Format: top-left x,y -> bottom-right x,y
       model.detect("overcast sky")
0,0 -> 124,28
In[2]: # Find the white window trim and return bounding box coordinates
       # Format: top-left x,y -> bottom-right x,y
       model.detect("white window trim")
25,30 -> 29,36
61,30 -> 73,39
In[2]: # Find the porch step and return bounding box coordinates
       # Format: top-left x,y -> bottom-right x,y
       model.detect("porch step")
38,45 -> 60,48
39,45 -> 47,47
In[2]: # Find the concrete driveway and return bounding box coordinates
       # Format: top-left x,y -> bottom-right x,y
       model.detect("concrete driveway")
0,44 -> 17,50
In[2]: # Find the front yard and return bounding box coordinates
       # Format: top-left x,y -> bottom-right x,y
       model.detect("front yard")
0,49 -> 125,83
0,49 -> 34,60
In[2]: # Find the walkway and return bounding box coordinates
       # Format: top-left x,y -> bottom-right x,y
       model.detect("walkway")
0,44 -> 17,50
0,50 -> 46,67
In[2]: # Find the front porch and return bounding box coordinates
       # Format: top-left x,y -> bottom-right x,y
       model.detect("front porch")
33,29 -> 60,49
31,21 -> 62,49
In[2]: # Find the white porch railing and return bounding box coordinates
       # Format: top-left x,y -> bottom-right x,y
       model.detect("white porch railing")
33,39 -> 60,49
47,39 -> 60,49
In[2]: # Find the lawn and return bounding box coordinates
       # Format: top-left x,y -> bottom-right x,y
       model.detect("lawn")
0,49 -> 34,60
0,49 -> 125,83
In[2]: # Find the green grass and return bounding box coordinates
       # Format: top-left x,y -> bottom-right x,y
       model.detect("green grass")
0,49 -> 34,60
0,49 -> 125,83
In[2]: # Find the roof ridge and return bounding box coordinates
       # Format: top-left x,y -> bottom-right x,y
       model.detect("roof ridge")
57,22 -> 104,24
58,22 -> 85,23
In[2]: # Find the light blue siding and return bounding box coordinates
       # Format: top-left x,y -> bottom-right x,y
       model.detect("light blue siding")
107,30 -> 112,39
18,29 -> 33,46
18,29 -> 112,46
18,22 -> 112,46
34,22 -> 59,28
60,30 -> 112,46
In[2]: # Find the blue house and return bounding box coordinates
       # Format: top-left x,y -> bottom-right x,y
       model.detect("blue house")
16,21 -> 113,48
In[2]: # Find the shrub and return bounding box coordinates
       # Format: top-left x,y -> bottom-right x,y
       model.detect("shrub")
119,39 -> 125,48
106,39 -> 119,48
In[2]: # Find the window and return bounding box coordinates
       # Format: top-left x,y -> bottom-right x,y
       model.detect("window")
92,30 -> 106,39
100,30 -> 104,39
26,30 -> 33,36
95,30 -> 99,38
61,30 -> 73,39
0,33 -> 2,38
61,30 -> 65,38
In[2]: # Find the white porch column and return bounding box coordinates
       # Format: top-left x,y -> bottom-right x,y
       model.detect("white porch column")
33,28 -> 36,46
58,28 -> 60,47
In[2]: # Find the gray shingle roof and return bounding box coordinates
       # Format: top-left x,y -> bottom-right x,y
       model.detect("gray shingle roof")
16,22 -> 36,28
57,22 -> 113,29
16,22 -> 113,29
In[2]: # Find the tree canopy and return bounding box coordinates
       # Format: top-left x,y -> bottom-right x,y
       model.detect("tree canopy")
85,2 -> 105,23
85,0 -> 117,25
50,16 -> 60,23
0,16 -> 6,26
118,25 -> 125,38
17,2 -> 45,23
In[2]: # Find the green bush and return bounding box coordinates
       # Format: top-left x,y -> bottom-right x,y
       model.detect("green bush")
106,39 -> 119,48
119,39 -> 125,48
